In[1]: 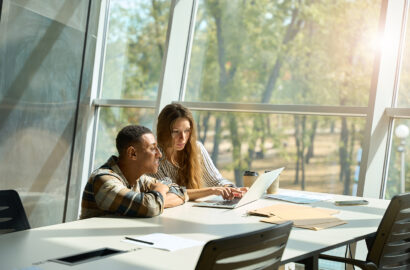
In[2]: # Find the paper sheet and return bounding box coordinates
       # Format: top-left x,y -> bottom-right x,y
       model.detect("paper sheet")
123,233 -> 205,252
265,190 -> 333,204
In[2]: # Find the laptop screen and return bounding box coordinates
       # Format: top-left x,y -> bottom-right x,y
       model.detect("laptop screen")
236,167 -> 284,208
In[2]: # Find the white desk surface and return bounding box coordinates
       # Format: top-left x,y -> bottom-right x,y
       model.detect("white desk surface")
1,190 -> 390,270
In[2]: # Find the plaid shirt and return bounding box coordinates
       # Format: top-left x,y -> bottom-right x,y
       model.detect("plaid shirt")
80,156 -> 187,219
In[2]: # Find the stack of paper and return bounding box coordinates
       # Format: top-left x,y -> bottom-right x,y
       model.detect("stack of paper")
248,204 -> 346,230
265,190 -> 333,204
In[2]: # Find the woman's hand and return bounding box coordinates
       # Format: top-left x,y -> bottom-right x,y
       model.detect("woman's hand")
231,187 -> 248,198
210,187 -> 236,200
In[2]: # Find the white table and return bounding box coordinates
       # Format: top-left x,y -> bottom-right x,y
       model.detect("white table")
0,191 -> 390,270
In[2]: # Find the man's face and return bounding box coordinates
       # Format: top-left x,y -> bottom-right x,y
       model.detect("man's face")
134,133 -> 162,174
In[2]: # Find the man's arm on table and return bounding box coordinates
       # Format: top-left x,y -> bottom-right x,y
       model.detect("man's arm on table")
92,175 -> 165,217
151,179 -> 188,208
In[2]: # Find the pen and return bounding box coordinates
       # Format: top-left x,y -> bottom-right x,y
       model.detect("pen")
125,237 -> 154,245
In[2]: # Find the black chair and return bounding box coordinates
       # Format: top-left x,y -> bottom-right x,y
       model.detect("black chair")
195,221 -> 293,270
319,193 -> 410,269
0,189 -> 30,234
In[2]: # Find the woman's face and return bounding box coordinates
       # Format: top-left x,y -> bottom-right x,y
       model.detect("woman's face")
171,117 -> 191,151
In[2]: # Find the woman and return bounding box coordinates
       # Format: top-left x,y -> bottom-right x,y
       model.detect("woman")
151,103 -> 244,200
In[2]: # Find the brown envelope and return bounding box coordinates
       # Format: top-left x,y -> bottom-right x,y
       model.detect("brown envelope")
251,203 -> 347,230
260,215 -> 346,230
248,204 -> 339,217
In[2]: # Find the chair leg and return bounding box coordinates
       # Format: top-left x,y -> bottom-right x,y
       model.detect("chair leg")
296,255 -> 319,270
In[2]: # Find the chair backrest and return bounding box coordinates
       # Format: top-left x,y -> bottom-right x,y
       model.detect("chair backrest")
0,190 -> 30,234
195,221 -> 293,270
367,193 -> 410,269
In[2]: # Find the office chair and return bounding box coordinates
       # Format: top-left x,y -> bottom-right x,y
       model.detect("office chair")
0,189 -> 30,234
195,221 -> 293,270
319,192 -> 410,270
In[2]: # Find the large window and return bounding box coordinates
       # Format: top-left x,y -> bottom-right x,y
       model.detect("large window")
94,107 -> 155,167
183,0 -> 381,194
92,0 -> 171,169
186,0 -> 380,106
386,119 -> 410,199
101,0 -> 169,100
385,4 -> 410,199
87,0 -> 406,203
193,111 -> 365,195
398,8 -> 410,108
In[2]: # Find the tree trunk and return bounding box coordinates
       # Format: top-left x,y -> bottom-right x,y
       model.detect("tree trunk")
260,6 -> 304,103
294,116 -> 301,185
228,115 -> 243,186
339,117 -> 350,195
211,117 -> 222,165
301,116 -> 307,190
305,119 -> 318,164
151,0 -> 164,59
198,112 -> 211,144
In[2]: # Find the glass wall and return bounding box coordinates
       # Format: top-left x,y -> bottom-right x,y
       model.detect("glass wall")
94,107 -> 156,168
101,0 -> 170,100
385,1 -> 410,199
92,0 -> 171,169
398,7 -> 410,107
183,0 -> 381,195
386,119 -> 410,199
186,0 -> 381,106
0,0 -> 93,227
193,111 -> 365,194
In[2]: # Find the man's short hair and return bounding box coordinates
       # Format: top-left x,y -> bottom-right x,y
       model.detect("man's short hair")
116,125 -> 152,156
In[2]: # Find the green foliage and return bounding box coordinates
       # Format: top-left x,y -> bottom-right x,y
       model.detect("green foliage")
102,0 -> 170,100
185,0 -> 381,184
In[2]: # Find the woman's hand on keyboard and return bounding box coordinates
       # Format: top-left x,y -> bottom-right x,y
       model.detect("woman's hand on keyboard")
210,187 -> 236,200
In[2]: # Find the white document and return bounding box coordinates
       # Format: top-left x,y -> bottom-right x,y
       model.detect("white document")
265,189 -> 333,204
123,233 -> 204,252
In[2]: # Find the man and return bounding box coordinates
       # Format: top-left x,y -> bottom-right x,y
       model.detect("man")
80,125 -> 187,219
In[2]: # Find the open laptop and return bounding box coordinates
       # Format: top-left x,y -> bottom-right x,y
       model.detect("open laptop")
194,167 -> 284,209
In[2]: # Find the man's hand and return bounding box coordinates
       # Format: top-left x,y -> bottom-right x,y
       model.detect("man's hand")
164,193 -> 184,208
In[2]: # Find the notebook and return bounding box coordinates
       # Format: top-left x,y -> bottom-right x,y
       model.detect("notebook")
194,167 -> 284,209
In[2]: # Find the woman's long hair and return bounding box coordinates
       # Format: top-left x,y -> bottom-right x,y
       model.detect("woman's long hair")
156,104 -> 202,189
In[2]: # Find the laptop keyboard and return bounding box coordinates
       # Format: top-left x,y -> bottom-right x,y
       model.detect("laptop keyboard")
215,198 -> 241,206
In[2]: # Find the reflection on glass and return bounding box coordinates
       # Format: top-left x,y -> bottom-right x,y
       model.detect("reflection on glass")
386,120 -> 410,199
94,107 -> 155,168
186,0 -> 380,106
101,0 -> 170,100
192,111 -> 365,195
0,1 -> 90,227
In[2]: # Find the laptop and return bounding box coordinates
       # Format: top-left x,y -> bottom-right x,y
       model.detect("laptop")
194,167 -> 284,209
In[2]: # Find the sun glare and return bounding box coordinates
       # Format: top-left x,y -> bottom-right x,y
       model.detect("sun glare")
369,27 -> 401,58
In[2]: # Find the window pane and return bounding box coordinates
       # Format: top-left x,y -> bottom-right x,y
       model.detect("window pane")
94,107 -> 155,168
193,111 -> 365,195
397,11 -> 410,107
186,0 -> 380,106
385,120 -> 410,199
101,0 -> 170,100
0,0 -> 90,227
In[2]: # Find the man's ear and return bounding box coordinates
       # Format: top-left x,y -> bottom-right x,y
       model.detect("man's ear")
126,146 -> 138,160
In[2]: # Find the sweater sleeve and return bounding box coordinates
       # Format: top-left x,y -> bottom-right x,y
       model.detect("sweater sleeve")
197,141 -> 236,187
